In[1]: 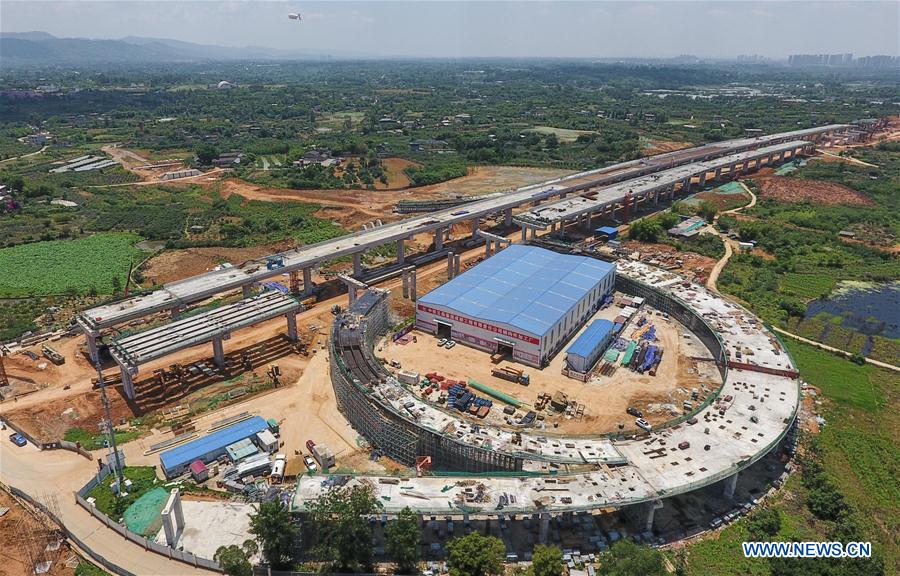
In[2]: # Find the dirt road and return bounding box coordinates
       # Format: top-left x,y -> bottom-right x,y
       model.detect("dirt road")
0,442 -> 213,575
0,145 -> 48,164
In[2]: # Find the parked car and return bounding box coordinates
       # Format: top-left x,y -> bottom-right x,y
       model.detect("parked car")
8,432 -> 27,447
445,340 -> 456,349
626,407 -> 643,418
635,418 -> 652,432
437,338 -> 447,347
303,455 -> 318,472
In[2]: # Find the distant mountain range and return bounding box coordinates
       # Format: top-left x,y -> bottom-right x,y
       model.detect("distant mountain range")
0,31 -> 336,63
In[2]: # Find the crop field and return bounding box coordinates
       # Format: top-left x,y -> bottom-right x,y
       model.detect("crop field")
0,232 -> 146,297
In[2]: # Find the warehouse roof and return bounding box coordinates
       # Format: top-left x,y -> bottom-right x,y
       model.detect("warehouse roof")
419,245 -> 615,337
566,319 -> 615,358
159,416 -> 268,473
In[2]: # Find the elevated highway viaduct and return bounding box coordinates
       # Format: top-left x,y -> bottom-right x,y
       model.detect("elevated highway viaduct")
77,124 -> 849,362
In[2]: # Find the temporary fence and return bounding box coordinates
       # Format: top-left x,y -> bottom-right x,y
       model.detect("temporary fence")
2,481 -> 138,576
73,470 -> 223,573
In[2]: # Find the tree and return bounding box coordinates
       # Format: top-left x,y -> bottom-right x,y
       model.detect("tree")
446,532 -> 505,576
307,484 -> 379,572
195,143 -> 218,165
385,507 -> 420,574
530,545 -> 563,576
248,500 -> 297,570
214,540 -> 258,576
698,200 -> 718,223
599,540 -> 666,576
747,507 -> 781,541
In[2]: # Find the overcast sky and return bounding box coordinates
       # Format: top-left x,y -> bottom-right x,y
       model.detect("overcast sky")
2,1 -> 898,59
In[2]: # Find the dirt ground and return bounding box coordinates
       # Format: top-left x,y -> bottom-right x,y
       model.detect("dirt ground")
755,176 -> 875,206
378,297 -> 721,435
0,489 -> 77,576
217,165 -> 570,214
620,241 -> 718,282
141,241 -> 295,285
374,157 -> 419,189
643,140 -> 693,155
101,145 -> 189,181
690,189 -> 752,211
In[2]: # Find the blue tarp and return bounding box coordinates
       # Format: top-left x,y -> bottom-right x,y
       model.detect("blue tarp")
566,319 -> 615,359
595,226 -> 619,239
160,416 -> 268,476
419,245 -> 615,337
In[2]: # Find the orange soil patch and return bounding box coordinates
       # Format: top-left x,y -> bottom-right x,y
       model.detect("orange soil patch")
621,240 -> 718,280
374,157 -> 420,190
756,176 -> 874,206
0,489 -> 77,576
142,242 -> 293,285
691,190 -> 751,211
643,140 -> 692,155
4,385 -> 137,443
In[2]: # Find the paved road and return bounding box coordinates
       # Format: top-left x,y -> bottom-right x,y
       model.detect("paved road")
0,441 -> 214,575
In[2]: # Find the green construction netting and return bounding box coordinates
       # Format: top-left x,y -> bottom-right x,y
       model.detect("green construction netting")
123,486 -> 169,536
714,182 -> 746,195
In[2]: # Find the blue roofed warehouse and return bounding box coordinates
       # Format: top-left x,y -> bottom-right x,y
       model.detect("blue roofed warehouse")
565,319 -> 616,374
159,416 -> 269,478
416,245 -> 615,367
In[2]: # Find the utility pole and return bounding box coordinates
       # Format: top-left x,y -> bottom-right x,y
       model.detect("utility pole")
94,359 -> 125,487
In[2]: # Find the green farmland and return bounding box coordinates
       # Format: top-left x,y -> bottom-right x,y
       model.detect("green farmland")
0,232 -> 146,297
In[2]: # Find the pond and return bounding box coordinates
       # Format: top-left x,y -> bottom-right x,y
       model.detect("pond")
806,281 -> 900,355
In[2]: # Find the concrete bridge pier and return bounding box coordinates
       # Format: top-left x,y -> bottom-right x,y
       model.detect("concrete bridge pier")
302,267 -> 313,297
212,336 -> 225,369
397,239 -> 406,266
504,208 -> 513,227
470,218 -> 480,238
170,305 -> 184,319
85,331 -> 100,364
644,499 -> 664,533
242,284 -> 252,298
434,228 -> 444,251
539,513 -> 550,545
447,252 -> 456,279
120,366 -> 136,400
681,177 -> 690,194
352,253 -> 363,277
286,311 -> 298,342
723,471 -> 740,500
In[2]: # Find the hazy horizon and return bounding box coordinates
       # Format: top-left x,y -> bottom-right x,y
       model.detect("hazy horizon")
2,1 -> 898,60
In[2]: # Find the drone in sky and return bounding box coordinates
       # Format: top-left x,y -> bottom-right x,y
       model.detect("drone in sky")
288,13 -> 301,21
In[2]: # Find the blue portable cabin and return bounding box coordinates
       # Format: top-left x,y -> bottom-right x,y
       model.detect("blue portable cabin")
595,226 -> 619,241
565,319 -> 616,374
159,416 -> 269,478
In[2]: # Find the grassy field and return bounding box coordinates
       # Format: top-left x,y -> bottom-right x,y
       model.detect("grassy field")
684,338 -> 898,575
525,126 -> 598,143
0,233 -> 146,297
64,427 -> 141,450
85,465 -> 161,518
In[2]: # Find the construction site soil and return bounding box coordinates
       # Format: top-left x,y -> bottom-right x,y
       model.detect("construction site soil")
0,489 -> 77,576
621,241 -> 718,283
378,300 -> 720,435
141,241 -> 295,285
755,176 -> 875,206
